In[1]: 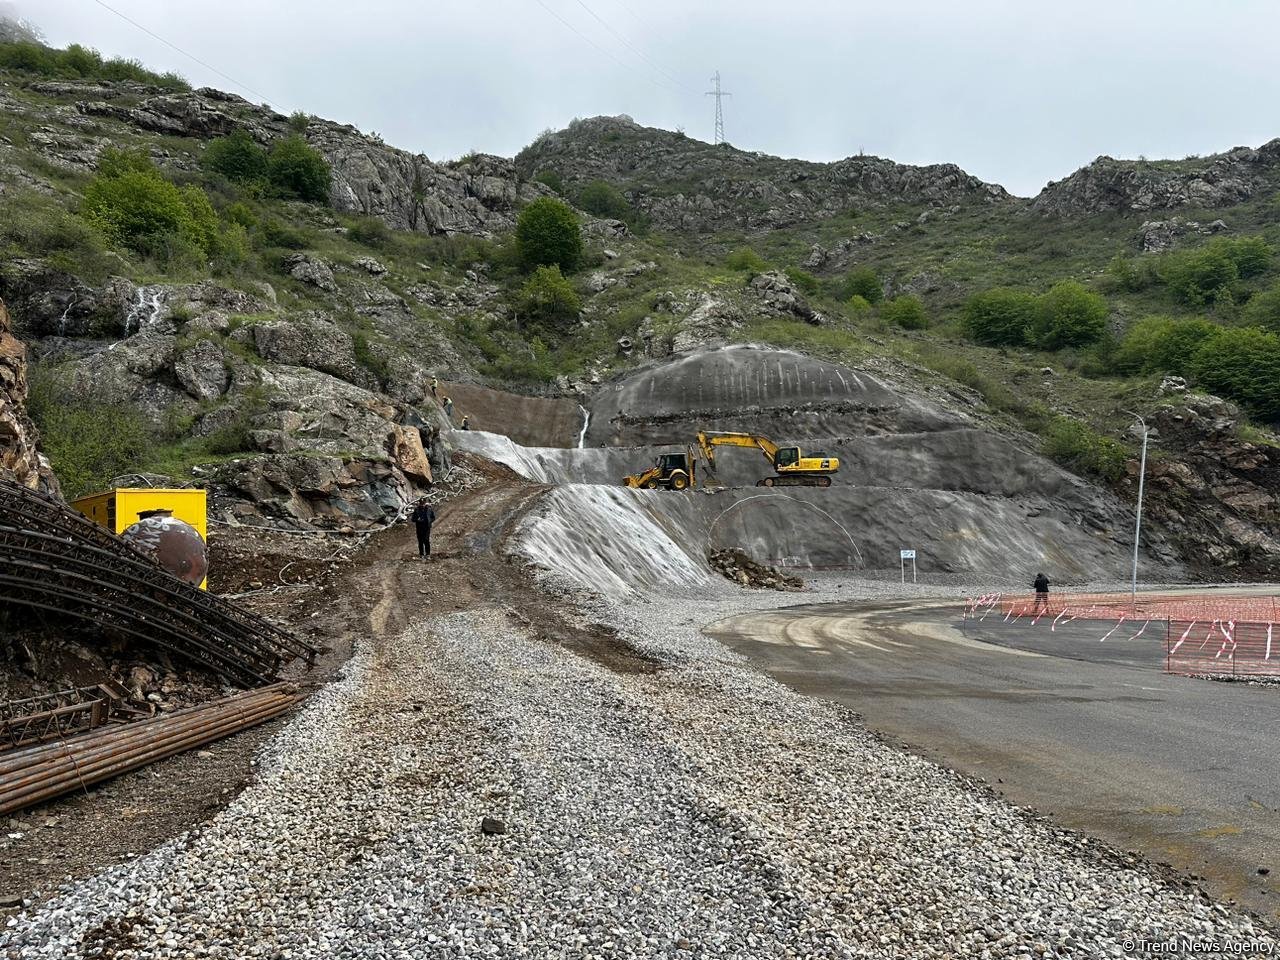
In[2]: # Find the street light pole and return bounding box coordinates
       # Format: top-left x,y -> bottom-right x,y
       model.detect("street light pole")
1122,410 -> 1149,612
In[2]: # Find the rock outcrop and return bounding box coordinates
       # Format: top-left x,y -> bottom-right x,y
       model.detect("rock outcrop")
1143,393 -> 1280,577
1034,140 -> 1280,215
516,116 -> 1011,233
0,297 -> 57,494
12,79 -> 543,238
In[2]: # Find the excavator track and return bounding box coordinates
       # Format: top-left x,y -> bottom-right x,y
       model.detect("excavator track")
756,475 -> 833,488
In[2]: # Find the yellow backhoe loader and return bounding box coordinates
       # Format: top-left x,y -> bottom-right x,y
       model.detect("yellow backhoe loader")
623,448 -> 697,490
696,431 -> 839,488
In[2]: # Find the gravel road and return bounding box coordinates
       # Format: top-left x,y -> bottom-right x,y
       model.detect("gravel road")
2,574 -> 1273,958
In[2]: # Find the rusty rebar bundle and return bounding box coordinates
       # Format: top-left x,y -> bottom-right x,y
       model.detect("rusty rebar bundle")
0,480 -> 317,685
0,684 -> 298,816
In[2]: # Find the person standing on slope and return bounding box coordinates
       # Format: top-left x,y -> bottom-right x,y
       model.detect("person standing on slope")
1033,571 -> 1050,615
411,498 -> 437,559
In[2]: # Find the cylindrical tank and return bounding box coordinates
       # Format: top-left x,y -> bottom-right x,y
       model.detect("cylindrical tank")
122,509 -> 208,586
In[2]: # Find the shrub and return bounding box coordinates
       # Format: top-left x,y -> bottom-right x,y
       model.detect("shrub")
1161,244 -> 1238,306
725,247 -> 767,273
515,196 -> 582,272
1112,315 -> 1218,375
224,201 -> 258,228
517,264 -> 581,335
1191,327 -> 1280,421
202,131 -> 268,184
266,136 -> 331,203
0,38 -> 189,90
785,267 -> 820,296
578,180 -> 632,221
835,267 -> 883,304
288,111 -> 310,134
846,294 -> 872,316
26,368 -> 155,499
348,216 -> 392,248
1222,235 -> 1273,279
256,217 -> 311,250
534,168 -> 565,194
880,295 -> 928,329
962,287 -> 1037,345
1042,418 -> 1128,483
82,153 -> 220,259
1242,282 -> 1280,333
1028,280 -> 1108,349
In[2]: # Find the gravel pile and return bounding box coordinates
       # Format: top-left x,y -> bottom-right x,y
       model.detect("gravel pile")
1,575 -> 1273,958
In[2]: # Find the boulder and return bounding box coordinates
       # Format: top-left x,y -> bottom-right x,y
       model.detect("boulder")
282,254 -> 338,292
353,256 -> 388,276
246,314 -> 371,388
748,270 -> 825,325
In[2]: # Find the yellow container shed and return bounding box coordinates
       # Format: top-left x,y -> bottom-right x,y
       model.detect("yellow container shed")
72,487 -> 208,589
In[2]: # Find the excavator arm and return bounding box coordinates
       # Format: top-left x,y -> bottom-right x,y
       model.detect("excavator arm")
696,431 -> 780,471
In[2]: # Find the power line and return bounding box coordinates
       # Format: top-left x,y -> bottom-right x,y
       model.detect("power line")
705,71 -> 731,145
88,0 -> 275,105
530,0 -> 679,93
570,0 -> 692,92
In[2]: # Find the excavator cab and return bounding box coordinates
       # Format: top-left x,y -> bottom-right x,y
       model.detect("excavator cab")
774,447 -> 799,467
623,449 -> 695,490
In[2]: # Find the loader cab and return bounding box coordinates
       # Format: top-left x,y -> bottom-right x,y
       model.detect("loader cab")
659,453 -> 690,473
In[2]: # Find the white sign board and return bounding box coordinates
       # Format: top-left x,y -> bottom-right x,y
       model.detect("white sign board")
900,549 -> 916,560
900,548 -> 917,584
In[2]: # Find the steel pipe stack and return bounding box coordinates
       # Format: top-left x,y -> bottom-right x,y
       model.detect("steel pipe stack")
0,684 -> 299,817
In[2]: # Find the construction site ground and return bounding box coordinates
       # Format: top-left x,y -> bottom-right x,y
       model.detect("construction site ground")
0,462 -> 651,918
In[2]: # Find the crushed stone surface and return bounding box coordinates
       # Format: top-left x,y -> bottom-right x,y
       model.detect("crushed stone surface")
2,576 -> 1272,958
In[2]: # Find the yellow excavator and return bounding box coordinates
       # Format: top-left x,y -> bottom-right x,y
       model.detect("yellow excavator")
623,448 -> 697,490
696,431 -> 839,488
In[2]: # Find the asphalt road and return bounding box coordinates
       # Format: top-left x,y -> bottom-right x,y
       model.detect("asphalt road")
707,598 -> 1280,921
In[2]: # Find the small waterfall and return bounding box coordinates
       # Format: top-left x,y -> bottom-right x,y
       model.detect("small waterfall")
576,404 -> 590,449
123,286 -> 166,336
56,298 -> 76,336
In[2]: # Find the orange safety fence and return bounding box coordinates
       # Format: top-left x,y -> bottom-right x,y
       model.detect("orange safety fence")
964,592 -> 1280,625
963,592 -> 1280,680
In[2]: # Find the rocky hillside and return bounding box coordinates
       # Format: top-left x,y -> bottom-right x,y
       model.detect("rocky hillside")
1034,140 -> 1280,214
0,34 -> 1277,577
517,115 -> 1012,233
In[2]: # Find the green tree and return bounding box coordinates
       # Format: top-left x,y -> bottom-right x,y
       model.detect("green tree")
1191,327 -> 1280,421
1222,235 -> 1273,279
1243,282 -> 1280,333
836,267 -> 883,304
515,196 -> 582,272
202,130 -> 268,183
266,136 -> 331,203
83,159 -> 217,258
1112,315 -> 1218,375
517,264 -> 581,335
962,287 -> 1037,346
1028,280 -> 1108,349
880,295 -> 928,330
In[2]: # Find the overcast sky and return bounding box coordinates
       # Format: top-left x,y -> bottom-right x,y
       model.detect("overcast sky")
12,0 -> 1280,197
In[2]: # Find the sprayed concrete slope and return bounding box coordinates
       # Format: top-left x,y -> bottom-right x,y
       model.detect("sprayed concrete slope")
451,345 -> 1179,595
584,344 -> 960,445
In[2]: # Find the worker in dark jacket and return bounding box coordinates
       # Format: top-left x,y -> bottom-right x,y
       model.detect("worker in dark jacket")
410,499 -> 436,559
1033,572 -> 1050,614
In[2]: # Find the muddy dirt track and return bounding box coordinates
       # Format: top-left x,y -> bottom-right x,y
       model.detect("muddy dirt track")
708,599 -> 1280,920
